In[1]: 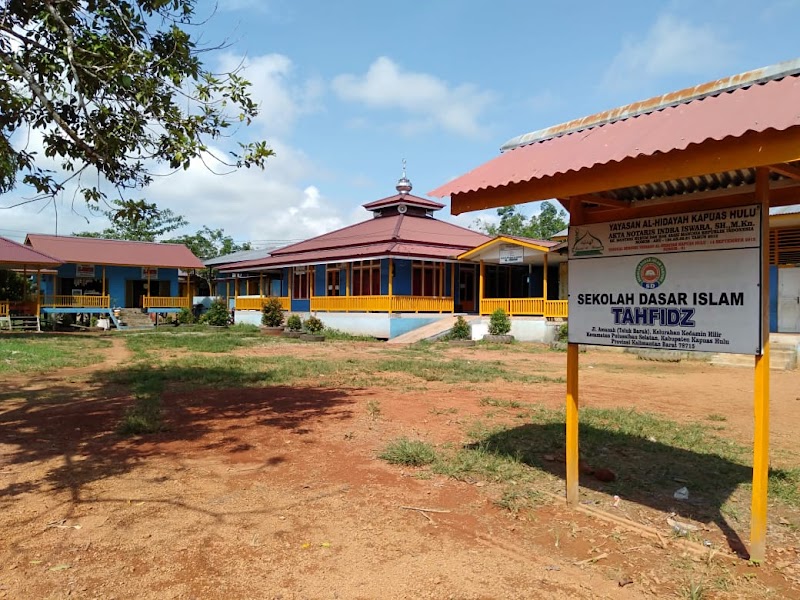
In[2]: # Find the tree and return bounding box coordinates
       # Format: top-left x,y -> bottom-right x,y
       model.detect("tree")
0,269 -> 29,301
74,200 -> 187,241
0,0 -> 273,216
165,226 -> 250,260
473,201 -> 568,239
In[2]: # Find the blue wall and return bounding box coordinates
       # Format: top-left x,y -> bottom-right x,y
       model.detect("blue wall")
315,265 -> 326,296
394,259 -> 412,295
51,263 -> 178,308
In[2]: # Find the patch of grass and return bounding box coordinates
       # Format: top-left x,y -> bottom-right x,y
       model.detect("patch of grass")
322,327 -> 378,341
366,399 -> 382,420
480,397 -> 523,409
430,406 -> 458,415
374,356 -> 562,384
494,487 -> 543,513
769,467 -> 800,506
432,444 -> 533,484
705,413 -> 727,422
118,373 -> 164,435
125,329 -> 259,357
680,579 -> 707,600
379,438 -> 437,466
0,335 -> 111,373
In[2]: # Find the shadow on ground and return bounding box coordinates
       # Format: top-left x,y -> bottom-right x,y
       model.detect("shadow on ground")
0,363 -> 356,512
472,421 -> 759,557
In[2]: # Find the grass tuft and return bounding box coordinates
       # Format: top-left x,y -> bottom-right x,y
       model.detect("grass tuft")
379,438 -> 437,466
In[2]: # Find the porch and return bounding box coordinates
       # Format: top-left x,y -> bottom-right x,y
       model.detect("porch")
480,297 -> 568,319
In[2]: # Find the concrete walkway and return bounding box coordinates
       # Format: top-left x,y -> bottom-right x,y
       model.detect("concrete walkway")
386,315 -> 462,344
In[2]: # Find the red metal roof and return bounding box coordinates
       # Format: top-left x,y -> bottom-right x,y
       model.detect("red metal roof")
429,74 -> 800,198
0,236 -> 62,268
362,193 -> 445,211
221,213 -> 492,271
25,234 -> 205,269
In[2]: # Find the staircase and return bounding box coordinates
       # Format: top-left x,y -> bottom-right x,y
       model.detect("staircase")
711,342 -> 797,370
116,309 -> 154,330
8,315 -> 41,332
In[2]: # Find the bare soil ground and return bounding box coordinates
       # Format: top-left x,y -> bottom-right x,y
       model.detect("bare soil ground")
1,336 -> 799,599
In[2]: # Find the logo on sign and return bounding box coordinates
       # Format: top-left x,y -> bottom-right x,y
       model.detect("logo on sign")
636,257 -> 666,289
571,228 -> 605,256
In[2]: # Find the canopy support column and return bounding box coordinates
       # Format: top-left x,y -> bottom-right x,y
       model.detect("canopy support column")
543,253 -> 549,303
388,258 -> 393,314
750,167 -> 771,563
479,260 -> 485,315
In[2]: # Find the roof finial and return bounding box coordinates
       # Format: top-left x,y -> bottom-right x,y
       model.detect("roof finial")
396,158 -> 412,195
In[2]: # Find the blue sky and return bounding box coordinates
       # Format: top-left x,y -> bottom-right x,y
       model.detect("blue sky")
2,0 -> 800,245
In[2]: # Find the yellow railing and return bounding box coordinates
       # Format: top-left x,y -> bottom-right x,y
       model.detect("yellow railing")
234,296 -> 291,311
481,297 -> 545,316
41,295 -> 110,308
480,297 -> 568,318
143,296 -> 191,309
0,302 -> 8,317
310,295 -> 454,313
544,300 -> 569,319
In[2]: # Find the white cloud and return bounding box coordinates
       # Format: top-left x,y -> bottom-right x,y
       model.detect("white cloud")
603,15 -> 735,89
332,57 -> 496,138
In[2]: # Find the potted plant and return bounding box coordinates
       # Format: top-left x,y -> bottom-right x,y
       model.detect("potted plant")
483,308 -> 514,343
283,314 -> 303,338
260,297 -> 285,335
300,315 -> 325,342
448,315 -> 475,346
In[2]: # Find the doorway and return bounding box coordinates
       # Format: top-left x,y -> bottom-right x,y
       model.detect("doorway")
778,267 -> 800,333
458,267 -> 476,313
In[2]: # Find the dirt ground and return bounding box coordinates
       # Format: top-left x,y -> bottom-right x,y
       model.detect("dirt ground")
1,336 -> 799,599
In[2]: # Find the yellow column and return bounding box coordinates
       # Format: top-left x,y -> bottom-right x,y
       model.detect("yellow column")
542,253 -> 549,302
439,262 -> 444,297
186,269 -> 191,306
102,266 -> 107,306
566,342 -> 580,505
259,273 -> 263,298
147,267 -> 151,308
388,258 -> 393,314
36,269 -> 41,316
450,262 -> 455,301
479,261 -> 485,315
346,263 -> 350,297
750,167 -> 771,563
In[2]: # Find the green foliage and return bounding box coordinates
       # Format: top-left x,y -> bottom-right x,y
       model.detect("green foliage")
261,297 -> 285,327
473,201 -> 567,240
303,315 -> 324,334
0,0 -> 273,210
165,226 -> 251,260
321,327 -> 377,341
177,307 -> 195,324
74,200 -> 187,241
286,314 -> 302,331
450,315 -> 471,340
488,308 -> 511,335
0,269 -> 28,300
200,299 -> 230,327
379,438 -> 437,466
0,335 -> 111,373
118,374 -> 164,435
557,322 -> 568,342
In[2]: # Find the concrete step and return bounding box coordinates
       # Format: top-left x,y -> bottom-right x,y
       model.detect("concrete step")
387,315 -> 463,344
710,344 -> 797,370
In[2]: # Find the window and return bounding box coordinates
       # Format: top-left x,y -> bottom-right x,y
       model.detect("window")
412,261 -> 444,296
292,268 -> 309,299
326,267 -> 341,296
351,260 -> 380,296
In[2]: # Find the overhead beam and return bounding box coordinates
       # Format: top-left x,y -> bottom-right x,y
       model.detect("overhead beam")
450,127 -> 800,214
569,194 -> 631,209
769,162 -> 800,181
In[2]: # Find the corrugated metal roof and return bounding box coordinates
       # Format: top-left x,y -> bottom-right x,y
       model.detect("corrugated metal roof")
204,247 -> 275,268
429,71 -> 800,198
221,213 -> 492,272
362,192 -> 445,211
26,234 -> 205,269
770,204 -> 800,216
0,236 -> 62,268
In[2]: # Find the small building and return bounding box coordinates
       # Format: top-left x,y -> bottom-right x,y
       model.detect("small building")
215,173 -> 568,339
24,234 -> 204,325
0,236 -> 62,330
770,205 -> 800,333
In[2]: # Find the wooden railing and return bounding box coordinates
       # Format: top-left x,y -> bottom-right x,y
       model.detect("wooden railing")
234,296 -> 291,311
544,300 -> 569,319
41,295 -> 110,308
310,295 -> 454,313
0,302 -> 8,317
143,296 -> 191,309
480,297 -> 545,316
480,298 -> 569,319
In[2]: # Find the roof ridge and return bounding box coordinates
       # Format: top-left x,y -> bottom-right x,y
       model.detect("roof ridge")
502,57 -> 800,151
26,233 -> 189,247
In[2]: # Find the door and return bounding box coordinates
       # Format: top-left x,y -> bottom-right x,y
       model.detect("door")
778,267 -> 800,333
125,280 -> 149,308
459,268 -> 476,313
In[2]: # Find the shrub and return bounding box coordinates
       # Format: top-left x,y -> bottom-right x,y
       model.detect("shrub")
557,322 -> 568,342
177,307 -> 195,324
261,297 -> 285,327
488,308 -> 511,335
201,299 -> 230,326
286,314 -> 302,331
303,315 -> 324,334
450,315 -> 471,340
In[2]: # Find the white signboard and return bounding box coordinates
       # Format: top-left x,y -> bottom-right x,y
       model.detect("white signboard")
568,205 -> 762,355
499,244 -> 524,264
75,263 -> 95,278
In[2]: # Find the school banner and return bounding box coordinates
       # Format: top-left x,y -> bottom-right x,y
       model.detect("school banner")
568,205 -> 762,355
